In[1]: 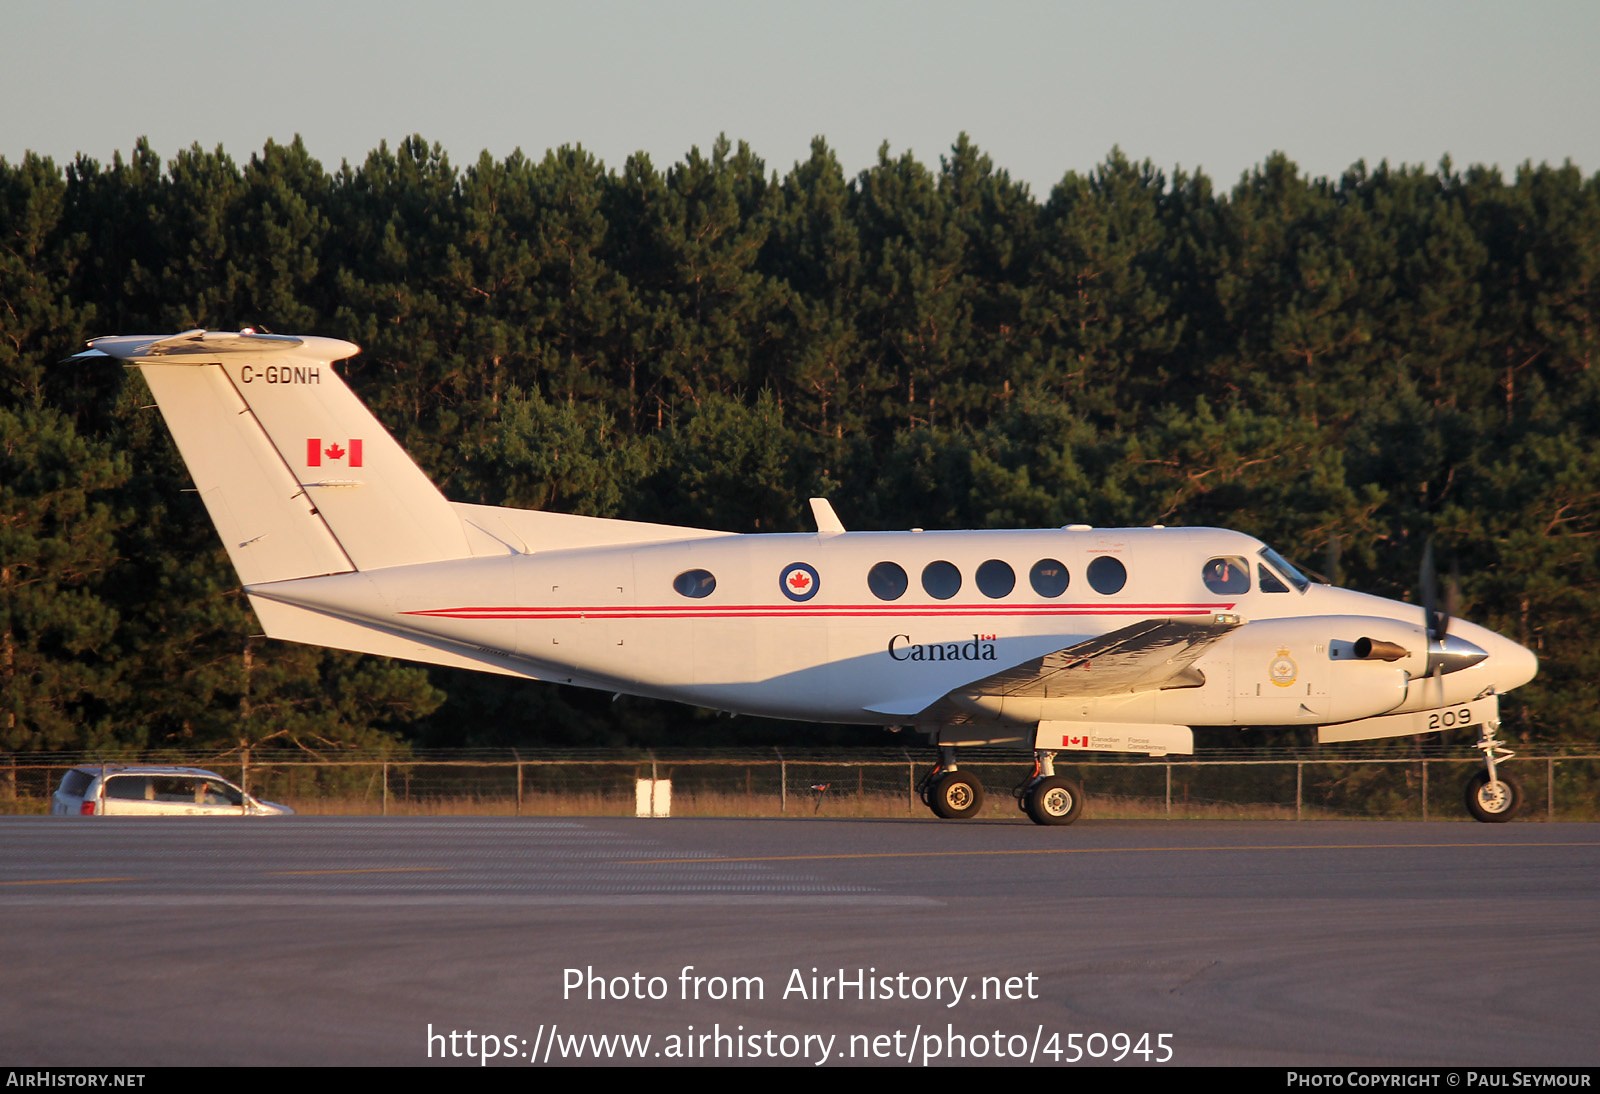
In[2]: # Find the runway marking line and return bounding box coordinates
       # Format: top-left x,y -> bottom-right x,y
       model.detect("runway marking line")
267,867 -> 445,876
618,841 -> 1600,866
1,877 -> 139,886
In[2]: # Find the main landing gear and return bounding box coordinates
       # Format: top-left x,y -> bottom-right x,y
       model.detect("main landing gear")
1016,752 -> 1084,826
918,748 -> 1084,826
919,750 -> 985,819
1464,719 -> 1520,823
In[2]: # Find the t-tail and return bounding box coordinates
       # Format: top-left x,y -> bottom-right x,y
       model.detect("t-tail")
83,329 -> 472,584
80,329 -> 719,678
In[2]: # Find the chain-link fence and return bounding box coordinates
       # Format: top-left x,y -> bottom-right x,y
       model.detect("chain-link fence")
4,745 -> 1597,821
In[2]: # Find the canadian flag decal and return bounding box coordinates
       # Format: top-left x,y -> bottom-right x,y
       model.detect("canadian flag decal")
307,438 -> 363,468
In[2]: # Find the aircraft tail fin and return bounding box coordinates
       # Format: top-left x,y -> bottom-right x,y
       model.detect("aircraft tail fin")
84,330 -> 472,582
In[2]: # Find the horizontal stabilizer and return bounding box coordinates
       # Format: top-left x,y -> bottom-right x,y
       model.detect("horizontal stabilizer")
247,595 -> 541,679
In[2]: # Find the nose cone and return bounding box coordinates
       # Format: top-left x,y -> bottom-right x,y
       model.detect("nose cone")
1497,635 -> 1539,693
1455,619 -> 1538,693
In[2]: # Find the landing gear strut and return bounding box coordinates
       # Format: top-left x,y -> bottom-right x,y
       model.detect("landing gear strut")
920,748 -> 985,819
916,742 -> 1087,825
1464,719 -> 1520,823
1016,751 -> 1084,826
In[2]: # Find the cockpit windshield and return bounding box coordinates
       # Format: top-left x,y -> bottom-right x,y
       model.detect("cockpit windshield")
1258,547 -> 1312,593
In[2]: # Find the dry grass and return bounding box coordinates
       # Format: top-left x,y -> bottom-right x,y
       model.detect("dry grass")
276,790 -> 1406,821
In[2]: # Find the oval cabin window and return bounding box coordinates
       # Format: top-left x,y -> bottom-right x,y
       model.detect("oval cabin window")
1029,559 -> 1070,598
1086,555 -> 1127,595
867,561 -> 909,601
921,561 -> 962,600
672,569 -> 716,598
976,559 -> 1016,599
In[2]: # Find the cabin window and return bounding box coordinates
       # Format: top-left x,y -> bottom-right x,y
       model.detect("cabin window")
1202,556 -> 1250,594
1086,555 -> 1127,595
867,561 -> 909,601
1029,559 -> 1070,597
976,559 -> 1016,598
921,560 -> 962,600
672,569 -> 716,598
1257,563 -> 1290,593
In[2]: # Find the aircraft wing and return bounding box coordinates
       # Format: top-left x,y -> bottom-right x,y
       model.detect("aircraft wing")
874,617 -> 1241,723
971,617 -> 1240,699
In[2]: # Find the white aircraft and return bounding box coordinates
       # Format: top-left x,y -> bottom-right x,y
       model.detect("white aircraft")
80,330 -> 1539,825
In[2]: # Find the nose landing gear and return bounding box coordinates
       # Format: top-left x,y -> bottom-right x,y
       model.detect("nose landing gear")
1464,719 -> 1520,822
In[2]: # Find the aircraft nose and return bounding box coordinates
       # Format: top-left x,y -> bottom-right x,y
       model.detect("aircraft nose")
1450,620 -> 1537,693
1497,635 -> 1539,692
1473,626 -> 1538,692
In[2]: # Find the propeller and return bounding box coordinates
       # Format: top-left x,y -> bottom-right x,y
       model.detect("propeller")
1420,538 -> 1446,711
1323,534 -> 1343,588
1419,538 -> 1474,713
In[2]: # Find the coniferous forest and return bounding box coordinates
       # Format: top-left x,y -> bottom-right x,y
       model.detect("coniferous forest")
2,134 -> 1596,753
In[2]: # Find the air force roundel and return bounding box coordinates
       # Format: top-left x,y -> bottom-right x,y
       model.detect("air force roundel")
780,562 -> 820,601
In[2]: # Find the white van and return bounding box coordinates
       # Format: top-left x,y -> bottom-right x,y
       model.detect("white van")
51,766 -> 294,816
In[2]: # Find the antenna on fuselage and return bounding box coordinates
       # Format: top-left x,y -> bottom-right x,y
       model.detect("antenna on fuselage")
810,498 -> 845,535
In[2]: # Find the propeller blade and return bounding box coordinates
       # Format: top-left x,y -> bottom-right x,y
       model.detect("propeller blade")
1420,538 -> 1444,642
1323,534 -> 1343,587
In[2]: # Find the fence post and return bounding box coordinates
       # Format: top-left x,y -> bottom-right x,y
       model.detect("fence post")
778,749 -> 787,815
382,761 -> 389,816
516,760 -> 524,817
908,758 -> 916,815
1421,760 -> 1429,822
1296,762 -> 1303,821
1165,761 -> 1171,818
1548,758 -> 1555,821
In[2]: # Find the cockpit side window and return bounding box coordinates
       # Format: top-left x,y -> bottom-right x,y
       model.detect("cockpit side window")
1257,563 -> 1290,593
1257,547 -> 1311,592
1202,556 -> 1250,594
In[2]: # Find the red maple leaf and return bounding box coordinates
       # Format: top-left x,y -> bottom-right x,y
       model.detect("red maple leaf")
788,570 -> 811,590
325,443 -> 345,460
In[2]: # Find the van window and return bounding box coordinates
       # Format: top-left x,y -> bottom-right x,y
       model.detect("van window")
104,776 -> 149,801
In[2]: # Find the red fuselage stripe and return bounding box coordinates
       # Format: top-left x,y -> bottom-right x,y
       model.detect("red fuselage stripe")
401,602 -> 1236,620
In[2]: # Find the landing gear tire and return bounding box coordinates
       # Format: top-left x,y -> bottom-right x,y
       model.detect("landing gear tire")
927,772 -> 984,820
1023,776 -> 1083,826
1464,770 -> 1521,823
